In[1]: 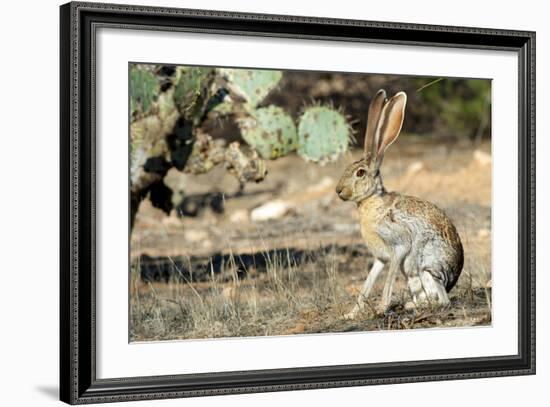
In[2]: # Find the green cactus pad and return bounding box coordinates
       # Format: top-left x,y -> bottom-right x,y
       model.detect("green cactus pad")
173,67 -> 214,120
130,67 -> 159,116
297,106 -> 351,164
221,69 -> 282,107
237,106 -> 297,159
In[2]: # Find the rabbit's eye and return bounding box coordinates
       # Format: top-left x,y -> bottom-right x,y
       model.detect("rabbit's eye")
356,169 -> 366,177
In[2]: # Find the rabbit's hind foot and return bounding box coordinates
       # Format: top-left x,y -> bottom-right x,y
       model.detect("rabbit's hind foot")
407,271 -> 450,308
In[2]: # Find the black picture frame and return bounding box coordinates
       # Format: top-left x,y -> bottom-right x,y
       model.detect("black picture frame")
60,1 -> 536,404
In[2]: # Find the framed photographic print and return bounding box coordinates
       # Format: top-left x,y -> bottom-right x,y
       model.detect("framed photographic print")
60,1 -> 535,404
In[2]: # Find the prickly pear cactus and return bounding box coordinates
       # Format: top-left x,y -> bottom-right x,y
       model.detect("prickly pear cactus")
237,106 -> 297,159
130,66 -> 160,116
297,106 -> 352,164
129,64 -> 354,230
220,68 -> 282,107
173,67 -> 215,122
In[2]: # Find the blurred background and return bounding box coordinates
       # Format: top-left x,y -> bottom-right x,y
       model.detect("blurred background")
264,72 -> 491,144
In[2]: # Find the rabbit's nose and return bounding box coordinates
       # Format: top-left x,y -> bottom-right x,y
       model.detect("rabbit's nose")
336,186 -> 352,201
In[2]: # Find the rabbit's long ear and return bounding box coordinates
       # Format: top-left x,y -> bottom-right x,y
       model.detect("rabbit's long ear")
364,89 -> 387,164
374,91 -> 407,169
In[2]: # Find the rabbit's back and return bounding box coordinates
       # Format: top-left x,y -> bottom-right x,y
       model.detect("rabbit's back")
392,194 -> 461,248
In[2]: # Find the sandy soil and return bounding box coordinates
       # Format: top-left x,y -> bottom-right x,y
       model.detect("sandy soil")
130,138 -> 492,341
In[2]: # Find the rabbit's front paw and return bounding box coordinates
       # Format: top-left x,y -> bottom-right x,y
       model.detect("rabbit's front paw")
375,303 -> 389,315
404,301 -> 417,311
342,306 -> 360,320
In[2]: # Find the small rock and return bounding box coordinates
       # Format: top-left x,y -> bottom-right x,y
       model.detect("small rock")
477,228 -> 491,239
474,150 -> 492,166
406,161 -> 425,175
250,200 -> 293,222
184,229 -> 209,243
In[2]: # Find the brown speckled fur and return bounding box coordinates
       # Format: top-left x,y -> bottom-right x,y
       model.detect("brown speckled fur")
337,158 -> 464,293
381,193 -> 463,291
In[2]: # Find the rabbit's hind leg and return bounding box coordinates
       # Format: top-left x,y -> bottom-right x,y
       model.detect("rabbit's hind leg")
406,274 -> 424,308
406,269 -> 449,309
420,270 -> 450,306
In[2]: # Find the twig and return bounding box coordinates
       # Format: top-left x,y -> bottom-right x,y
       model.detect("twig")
413,313 -> 435,324
416,78 -> 444,93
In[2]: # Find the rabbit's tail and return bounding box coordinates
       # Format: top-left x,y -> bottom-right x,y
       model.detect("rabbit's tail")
445,244 -> 464,293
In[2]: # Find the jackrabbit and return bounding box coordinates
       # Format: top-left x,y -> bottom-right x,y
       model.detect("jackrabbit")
335,89 -> 463,319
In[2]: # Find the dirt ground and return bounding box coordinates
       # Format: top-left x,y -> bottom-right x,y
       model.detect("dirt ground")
130,137 -> 492,341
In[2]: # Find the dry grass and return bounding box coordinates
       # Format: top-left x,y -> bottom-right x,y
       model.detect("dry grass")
130,242 -> 491,342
